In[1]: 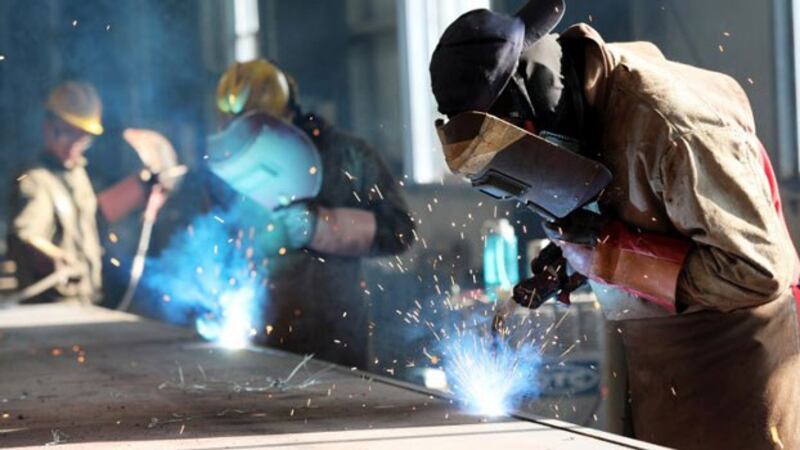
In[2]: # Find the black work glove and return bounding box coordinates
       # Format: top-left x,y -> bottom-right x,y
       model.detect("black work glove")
512,242 -> 587,309
541,209 -> 608,246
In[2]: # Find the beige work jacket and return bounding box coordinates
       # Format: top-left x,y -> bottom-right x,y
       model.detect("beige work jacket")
562,24 -> 800,449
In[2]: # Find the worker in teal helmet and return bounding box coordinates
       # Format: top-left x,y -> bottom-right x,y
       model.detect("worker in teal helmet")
211,60 -> 414,368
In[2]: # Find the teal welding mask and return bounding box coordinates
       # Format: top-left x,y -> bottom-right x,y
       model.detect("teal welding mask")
206,111 -> 323,211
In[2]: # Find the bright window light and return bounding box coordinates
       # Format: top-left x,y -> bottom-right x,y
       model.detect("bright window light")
792,0 -> 800,175
399,0 -> 491,184
234,0 -> 260,62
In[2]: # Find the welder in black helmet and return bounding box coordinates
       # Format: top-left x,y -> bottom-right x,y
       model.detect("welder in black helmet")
429,1 -> 800,448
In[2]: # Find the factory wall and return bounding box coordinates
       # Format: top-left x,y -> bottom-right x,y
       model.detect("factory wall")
258,0 -> 405,174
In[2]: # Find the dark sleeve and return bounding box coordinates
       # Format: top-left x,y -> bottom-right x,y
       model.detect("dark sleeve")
351,139 -> 415,256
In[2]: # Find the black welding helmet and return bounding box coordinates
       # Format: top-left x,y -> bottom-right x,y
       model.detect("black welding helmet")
430,0 -> 566,118
431,0 -> 611,220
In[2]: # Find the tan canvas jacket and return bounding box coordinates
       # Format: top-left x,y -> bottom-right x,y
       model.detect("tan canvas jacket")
561,24 -> 800,449
7,155 -> 103,303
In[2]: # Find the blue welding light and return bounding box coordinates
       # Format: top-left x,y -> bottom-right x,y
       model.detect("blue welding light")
142,205 -> 267,349
195,285 -> 257,349
441,328 -> 542,417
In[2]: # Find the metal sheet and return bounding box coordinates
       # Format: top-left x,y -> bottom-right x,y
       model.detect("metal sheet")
0,304 -> 664,449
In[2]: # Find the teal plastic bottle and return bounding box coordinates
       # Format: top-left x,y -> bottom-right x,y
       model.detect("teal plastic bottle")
482,219 -> 520,302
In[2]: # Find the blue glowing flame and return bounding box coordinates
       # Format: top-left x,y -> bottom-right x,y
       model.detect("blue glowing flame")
143,205 -> 267,349
195,285 -> 257,349
441,331 -> 541,417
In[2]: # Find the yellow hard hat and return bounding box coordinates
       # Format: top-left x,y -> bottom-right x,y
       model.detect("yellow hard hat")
45,81 -> 104,136
216,59 -> 295,121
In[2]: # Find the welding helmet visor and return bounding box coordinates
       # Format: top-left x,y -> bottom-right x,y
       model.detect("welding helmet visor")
206,111 -> 323,211
436,111 -> 611,221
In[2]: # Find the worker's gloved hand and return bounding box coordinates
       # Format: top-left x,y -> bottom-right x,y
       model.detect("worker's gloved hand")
541,210 -> 608,277
54,254 -> 85,284
547,214 -> 692,310
272,202 -> 318,250
512,242 -> 587,309
253,202 -> 318,257
541,209 -> 608,246
123,128 -> 185,193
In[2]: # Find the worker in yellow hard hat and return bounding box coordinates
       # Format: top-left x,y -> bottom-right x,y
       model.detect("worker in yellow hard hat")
5,81 -> 180,304
209,59 -> 414,368
45,81 -> 105,136
216,59 -> 296,124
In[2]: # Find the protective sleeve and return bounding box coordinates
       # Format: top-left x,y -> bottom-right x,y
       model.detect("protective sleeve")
97,173 -> 147,223
659,129 -> 796,312
592,221 -> 691,313
309,206 -> 377,256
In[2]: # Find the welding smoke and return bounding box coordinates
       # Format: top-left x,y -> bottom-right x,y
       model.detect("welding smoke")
141,202 -> 268,348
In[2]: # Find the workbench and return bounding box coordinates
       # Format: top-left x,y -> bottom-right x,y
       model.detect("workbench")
0,304 -> 664,449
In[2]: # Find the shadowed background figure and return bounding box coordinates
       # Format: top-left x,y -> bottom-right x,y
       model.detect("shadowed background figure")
208,59 -> 414,368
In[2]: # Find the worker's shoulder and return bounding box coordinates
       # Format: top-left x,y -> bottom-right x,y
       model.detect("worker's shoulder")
298,114 -> 375,157
5,163 -> 61,204
324,127 -> 375,155
606,45 -> 756,138
14,163 -> 59,187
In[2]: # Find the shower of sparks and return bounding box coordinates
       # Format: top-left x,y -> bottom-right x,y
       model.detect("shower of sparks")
440,327 -> 541,417
368,186 -> 561,418
143,206 -> 267,350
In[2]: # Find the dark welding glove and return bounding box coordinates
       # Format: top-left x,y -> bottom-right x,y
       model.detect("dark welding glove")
540,210 -> 607,279
541,209 -> 608,246
543,210 -> 693,312
512,242 -> 586,309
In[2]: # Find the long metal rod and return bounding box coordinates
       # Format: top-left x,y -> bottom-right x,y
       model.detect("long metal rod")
117,192 -> 158,312
0,267 -> 74,306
